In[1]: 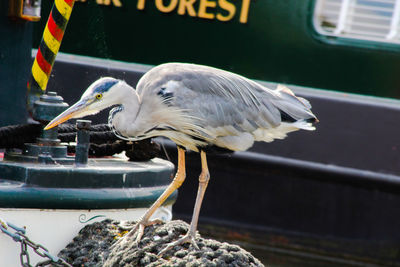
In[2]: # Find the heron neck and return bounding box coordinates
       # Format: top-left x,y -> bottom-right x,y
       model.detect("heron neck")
119,86 -> 140,116
110,86 -> 141,136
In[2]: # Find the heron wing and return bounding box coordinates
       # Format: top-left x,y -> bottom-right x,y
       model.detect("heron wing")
137,63 -> 316,150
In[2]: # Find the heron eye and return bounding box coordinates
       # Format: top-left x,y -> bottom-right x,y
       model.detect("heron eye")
95,93 -> 103,100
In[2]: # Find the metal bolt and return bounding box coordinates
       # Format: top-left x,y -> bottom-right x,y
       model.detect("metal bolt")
33,92 -> 69,122
76,120 -> 91,130
75,120 -> 91,166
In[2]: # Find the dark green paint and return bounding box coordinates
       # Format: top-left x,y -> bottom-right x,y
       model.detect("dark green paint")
33,0 -> 400,99
8,144 -> 69,161
0,158 -> 176,209
0,184 -> 177,209
0,158 -> 174,188
0,1 -> 32,126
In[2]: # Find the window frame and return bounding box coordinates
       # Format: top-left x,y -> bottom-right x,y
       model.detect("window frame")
310,0 -> 400,51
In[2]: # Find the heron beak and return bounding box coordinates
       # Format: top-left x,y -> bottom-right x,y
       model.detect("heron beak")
44,99 -> 91,130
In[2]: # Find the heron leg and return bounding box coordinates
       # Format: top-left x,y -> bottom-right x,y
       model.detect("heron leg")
159,150 -> 209,256
121,147 -> 186,244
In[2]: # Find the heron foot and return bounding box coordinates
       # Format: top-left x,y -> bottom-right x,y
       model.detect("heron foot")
129,218 -> 164,243
158,231 -> 199,256
117,221 -> 134,231
114,218 -> 164,247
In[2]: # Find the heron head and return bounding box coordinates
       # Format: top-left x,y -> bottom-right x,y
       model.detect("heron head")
44,77 -> 124,130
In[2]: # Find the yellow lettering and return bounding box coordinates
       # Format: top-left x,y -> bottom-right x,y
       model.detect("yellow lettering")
96,0 -> 122,6
216,0 -> 235,22
239,0 -> 251,23
178,0 -> 197,17
155,0 -> 179,13
112,0 -> 122,7
198,0 -> 216,19
137,0 -> 146,9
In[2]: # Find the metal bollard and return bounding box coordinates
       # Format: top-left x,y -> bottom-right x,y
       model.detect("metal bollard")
75,120 -> 91,166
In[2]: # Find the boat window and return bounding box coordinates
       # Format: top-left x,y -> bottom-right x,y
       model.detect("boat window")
313,0 -> 400,45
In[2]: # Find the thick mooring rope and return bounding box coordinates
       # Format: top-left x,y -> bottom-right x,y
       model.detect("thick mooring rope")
0,123 -> 160,161
0,123 -> 42,148
58,219 -> 264,267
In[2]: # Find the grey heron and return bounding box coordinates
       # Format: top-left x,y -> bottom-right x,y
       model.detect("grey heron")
45,63 -> 317,254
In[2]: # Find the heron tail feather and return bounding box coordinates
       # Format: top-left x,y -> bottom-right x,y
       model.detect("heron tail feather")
274,84 -> 318,123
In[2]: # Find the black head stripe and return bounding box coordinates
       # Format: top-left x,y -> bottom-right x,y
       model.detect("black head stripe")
94,80 -> 119,94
